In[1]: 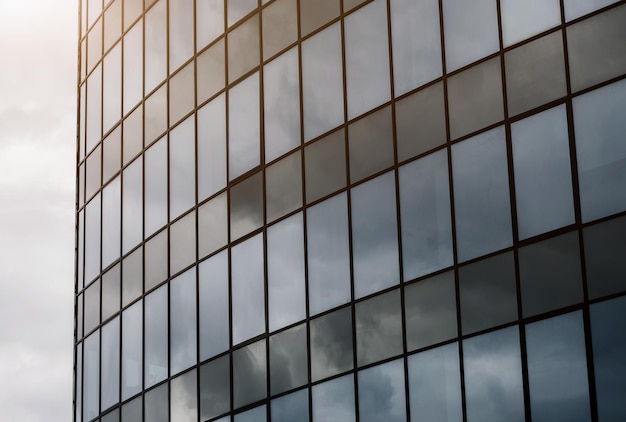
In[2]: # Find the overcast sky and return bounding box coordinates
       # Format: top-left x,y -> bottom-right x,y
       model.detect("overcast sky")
0,1 -> 77,420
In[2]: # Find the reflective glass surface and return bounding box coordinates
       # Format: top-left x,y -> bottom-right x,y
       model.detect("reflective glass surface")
312,375 -> 356,422
200,355 -> 230,421
145,285 -> 168,388
265,152 -> 302,223
310,307 -> 353,382
270,324 -> 308,395
356,290 -> 402,366
169,116 -> 196,219
197,94 -> 227,201
358,359 -> 406,422
348,106 -> 394,183
199,251 -> 230,361
584,216 -> 626,299
170,269 -> 197,375
233,339 -> 267,409
230,171 -> 263,240
304,130 -> 346,203
228,73 -> 260,179
271,389 -> 309,422
500,0 -> 560,46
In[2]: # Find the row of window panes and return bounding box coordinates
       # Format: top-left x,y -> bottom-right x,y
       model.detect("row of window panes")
77,294 -> 626,421
77,78 -> 626,293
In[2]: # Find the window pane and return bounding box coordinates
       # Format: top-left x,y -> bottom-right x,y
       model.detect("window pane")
348,106 -> 394,183
229,73 -> 260,179
262,0 -> 297,60
590,296 -> 626,421
304,130 -> 346,203
405,271 -> 457,351
198,93 -> 227,201
567,5 -> 626,92
145,285 -> 168,388
85,194 -> 101,284
145,382 -> 168,422
169,62 -> 195,125
345,0 -> 390,119
102,176 -> 121,268
84,279 -> 101,335
501,0 -> 560,46
584,216 -> 626,299
123,20 -> 142,115
123,103 -> 143,165
101,264 -> 120,321
145,137 -> 168,236
390,0 -> 441,95
459,252 -> 517,334
268,213 -> 306,331
573,79 -> 626,222
198,192 -> 228,259
563,0 -> 619,21
230,172 -> 263,240
264,47 -> 300,162
299,0 -> 339,36
84,331 -> 100,421
233,339 -> 267,409
197,39 -> 225,105
200,355 -> 230,421
171,369 -> 197,422
121,300 -> 142,401
271,389 -> 309,422
519,231 -> 584,317
170,211 -> 196,274
121,397 -> 142,422
231,234 -> 265,345
103,127 -> 121,183
103,44 -> 122,134
121,247 -> 142,307
145,0 -> 167,92
101,317 -> 120,410
170,269 -> 197,375
358,359 -> 406,422
307,193 -> 351,315
526,311 -> 591,422
355,290 -> 403,367
227,14 -> 259,83
265,151 -> 302,223
86,64 -> 102,152
199,251 -> 229,361
312,375 -> 355,422
144,229 -> 168,291
452,126 -> 512,262
505,32 -> 567,116
302,23 -> 344,141
169,116 -> 196,219
351,172 -> 399,298
270,324 -> 308,395
122,156 -> 142,254
169,0 -> 194,72
197,0 -> 224,49
463,327 -> 525,422
512,105 -> 574,239
447,58 -> 504,140
310,307 -> 353,382
442,0 -> 499,71
236,405 -> 266,422
145,85 -> 167,145
408,343 -> 462,422
399,149 -> 453,280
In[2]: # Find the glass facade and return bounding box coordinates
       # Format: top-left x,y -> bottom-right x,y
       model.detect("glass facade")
75,0 -> 626,421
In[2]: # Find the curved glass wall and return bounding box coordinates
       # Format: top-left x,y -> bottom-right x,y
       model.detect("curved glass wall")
75,0 -> 626,421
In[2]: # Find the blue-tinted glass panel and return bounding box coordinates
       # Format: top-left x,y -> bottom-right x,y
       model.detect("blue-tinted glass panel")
564,0 -> 619,21
463,327 -> 525,422
526,311 -> 591,422
390,0 -> 441,95
271,389 -> 309,422
573,79 -> 626,222
312,375 -> 355,422
408,343 -> 462,422
351,172 -> 399,298
358,359 -> 406,422
235,405 -> 266,422
512,105 -> 575,239
145,382 -> 168,422
452,126 -> 512,262
400,149 -> 453,280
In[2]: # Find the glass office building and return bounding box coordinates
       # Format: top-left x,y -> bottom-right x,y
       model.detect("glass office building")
74,0 -> 626,420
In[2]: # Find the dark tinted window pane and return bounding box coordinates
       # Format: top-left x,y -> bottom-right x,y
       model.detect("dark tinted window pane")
355,290 -> 403,366
351,172 -> 400,298
408,343 -> 462,422
348,106 -> 394,182
344,0 -> 390,119
121,246 -> 142,307
227,0 -> 256,26
304,130 -> 346,203
102,176 -> 121,268
459,252 -> 517,334
270,324 -> 308,395
505,32 -> 567,116
102,262 -> 120,322
405,271 -> 457,351
230,172 -> 263,240
358,359 -> 406,422
145,382 -> 168,422
170,269 -> 197,375
169,211 -> 196,274
299,0 -> 339,36
452,126 -> 512,262
312,375 -> 356,422
307,193 -> 352,315
302,23 -> 344,141
442,0 -> 499,71
231,234 -> 265,345
500,0 -> 560,46
310,306 -> 354,382
265,151 -> 302,223
145,285 -> 168,388
227,14 -> 259,83
268,213 -> 306,331
519,231 -> 584,317
197,94 -> 227,201
271,389 -> 309,422
197,39 -> 225,105
390,0 -> 441,95
399,149 -> 453,280
262,0 -> 297,60
395,82 -> 446,161
84,279 -> 100,334
448,58 -> 504,140
200,355 -> 231,421
199,251 -> 229,361
584,216 -> 626,299
526,311 -> 591,422
121,396 -> 142,422
233,339 -> 267,409
198,192 -> 228,258
463,327 -> 525,422
590,296 -> 626,421
235,405 -> 266,422
573,79 -> 626,222
170,369 -> 197,422
567,5 -> 626,92
144,229 -> 168,291
512,105 -> 575,239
